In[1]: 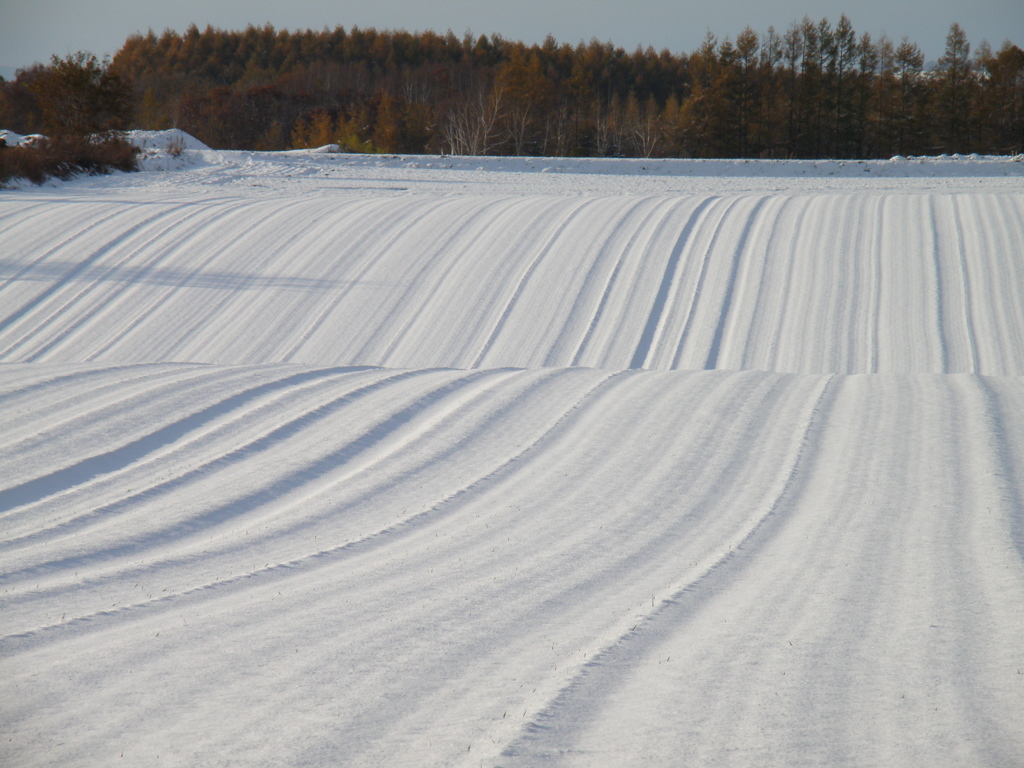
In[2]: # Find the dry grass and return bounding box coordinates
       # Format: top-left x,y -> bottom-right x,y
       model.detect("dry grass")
0,133 -> 140,186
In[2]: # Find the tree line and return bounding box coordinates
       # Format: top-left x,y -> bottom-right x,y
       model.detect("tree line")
0,51 -> 138,185
2,18 -> 1022,158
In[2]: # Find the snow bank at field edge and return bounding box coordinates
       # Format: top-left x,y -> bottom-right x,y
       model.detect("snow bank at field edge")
188,146 -> 1024,179
305,151 -> 1024,178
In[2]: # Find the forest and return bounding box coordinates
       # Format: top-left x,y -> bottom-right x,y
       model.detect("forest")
2,17 -> 1022,158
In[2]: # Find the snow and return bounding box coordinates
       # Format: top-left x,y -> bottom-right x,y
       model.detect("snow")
127,128 -> 211,152
2,131 -> 1024,767
0,129 -> 47,147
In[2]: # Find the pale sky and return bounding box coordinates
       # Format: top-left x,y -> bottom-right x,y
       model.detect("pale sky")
2,0 -> 1021,74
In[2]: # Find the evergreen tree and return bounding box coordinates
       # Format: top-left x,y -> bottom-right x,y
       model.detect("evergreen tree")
936,23 -> 973,152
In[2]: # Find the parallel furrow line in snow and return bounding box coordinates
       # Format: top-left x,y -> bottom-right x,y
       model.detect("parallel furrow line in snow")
737,196 -> 794,369
870,195 -> 885,373
929,196 -> 951,373
13,203 -> 247,363
281,198 -> 440,363
629,197 -> 716,369
569,198 -> 676,367
760,199 -> 813,373
0,201 -> 67,254
544,197 -> 652,367
950,196 -> 980,373
84,196 -> 344,362
0,370 -> 619,650
0,203 -> 219,361
0,367 -> 415,562
78,200 -> 282,361
0,363 -> 241,452
0,203 -> 196,339
0,363 -> 181,412
669,197 -> 737,370
151,199 -> 322,362
973,377 -> 1024,564
470,198 -> 596,368
0,365 -> 382,495
0,204 -> 139,296
0,366 -> 370,515
0,199 -> 51,228
703,197 -> 769,370
0,368 -> 517,576
371,198 -> 516,364
501,373 -> 838,762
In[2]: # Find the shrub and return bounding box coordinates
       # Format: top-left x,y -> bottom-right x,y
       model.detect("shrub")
0,132 -> 140,186
28,52 -> 132,136
166,133 -> 186,157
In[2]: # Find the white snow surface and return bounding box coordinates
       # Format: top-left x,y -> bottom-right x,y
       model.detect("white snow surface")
0,129 -> 47,148
2,138 -> 1024,767
127,128 -> 211,152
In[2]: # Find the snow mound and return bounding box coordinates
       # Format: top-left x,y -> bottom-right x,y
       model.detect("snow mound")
128,128 -> 209,152
0,129 -> 47,147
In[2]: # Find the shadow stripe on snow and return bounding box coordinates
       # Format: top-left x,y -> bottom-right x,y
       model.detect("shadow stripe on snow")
0,369 -> 617,651
0,368 -> 520,580
0,366 -> 374,513
629,196 -> 716,369
0,203 -> 200,340
471,198 -> 595,368
703,197 -> 770,370
499,372 -> 838,765
548,196 -> 654,367
16,201 -> 260,363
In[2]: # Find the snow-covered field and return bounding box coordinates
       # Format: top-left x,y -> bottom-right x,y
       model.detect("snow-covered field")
2,140 -> 1024,767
